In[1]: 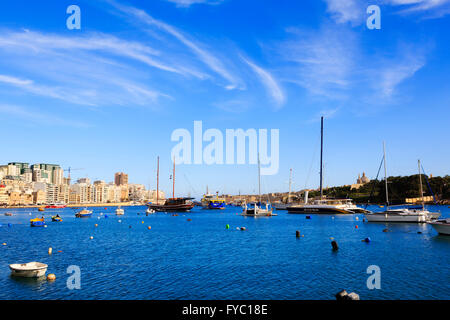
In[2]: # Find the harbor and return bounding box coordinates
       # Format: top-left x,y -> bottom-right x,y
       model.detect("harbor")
0,204 -> 448,299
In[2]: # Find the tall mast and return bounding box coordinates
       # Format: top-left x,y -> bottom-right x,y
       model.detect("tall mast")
288,168 -> 292,203
320,116 -> 324,200
383,142 -> 389,207
258,152 -> 261,204
156,156 -> 159,204
172,157 -> 176,199
418,159 -> 425,211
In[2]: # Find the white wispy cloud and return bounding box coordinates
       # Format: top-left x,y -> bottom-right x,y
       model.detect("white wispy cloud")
166,0 -> 225,7
241,57 -> 285,108
107,0 -> 243,90
0,104 -> 90,128
0,30 -> 174,107
324,0 -> 365,25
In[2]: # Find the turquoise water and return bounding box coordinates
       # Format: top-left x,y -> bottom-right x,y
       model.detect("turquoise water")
0,205 -> 449,300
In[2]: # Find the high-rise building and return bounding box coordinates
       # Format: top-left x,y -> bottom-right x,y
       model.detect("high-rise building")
114,172 -> 128,186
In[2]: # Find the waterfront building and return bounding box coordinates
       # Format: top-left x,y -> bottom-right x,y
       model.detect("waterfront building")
115,172 -> 128,186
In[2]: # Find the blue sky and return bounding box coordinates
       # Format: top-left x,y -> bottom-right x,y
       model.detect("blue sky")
0,0 -> 449,198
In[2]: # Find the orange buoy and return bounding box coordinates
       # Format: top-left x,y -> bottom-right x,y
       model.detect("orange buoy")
47,274 -> 56,281
355,225 -> 359,229
148,226 -> 151,230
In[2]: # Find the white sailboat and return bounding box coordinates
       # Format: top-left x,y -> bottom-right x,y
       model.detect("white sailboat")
242,153 -> 274,217
365,146 -> 433,223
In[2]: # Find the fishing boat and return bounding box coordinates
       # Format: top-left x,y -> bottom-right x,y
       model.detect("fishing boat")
9,262 -> 48,278
365,147 -> 430,223
146,156 -> 195,212
429,219 -> 450,235
30,217 -> 45,227
115,206 -> 124,215
287,117 -> 369,215
51,215 -> 63,222
241,153 -> 274,217
75,208 -> 92,218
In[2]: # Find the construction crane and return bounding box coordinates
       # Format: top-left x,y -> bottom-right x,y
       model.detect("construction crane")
63,167 -> 84,182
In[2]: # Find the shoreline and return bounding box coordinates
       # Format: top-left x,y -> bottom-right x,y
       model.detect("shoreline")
0,202 -> 149,209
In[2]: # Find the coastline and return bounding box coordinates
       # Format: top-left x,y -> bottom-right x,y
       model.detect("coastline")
0,202 -> 146,209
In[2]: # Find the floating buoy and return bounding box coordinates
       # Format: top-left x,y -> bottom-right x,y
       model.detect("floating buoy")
58,250 -> 62,253
356,217 -> 359,221
363,237 -> 371,243
47,274 -> 56,281
48,247 -> 52,255
142,221 -> 144,224
417,231 -> 422,234
95,224 -> 98,227
306,216 -> 311,219
240,227 -> 246,231
8,223 -> 12,227
129,225 -> 132,229
330,237 -> 334,240
2,243 -> 6,246
355,225 -> 359,229
226,224 -> 230,229
363,218 -> 366,222
382,228 -> 389,232
296,230 -> 301,238
104,214 -> 109,218
90,236 -> 94,240
331,240 -> 339,251
187,219 -> 192,222
148,226 -> 151,230
44,225 -> 48,228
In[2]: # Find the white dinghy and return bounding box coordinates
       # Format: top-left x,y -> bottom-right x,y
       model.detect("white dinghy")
9,262 -> 48,278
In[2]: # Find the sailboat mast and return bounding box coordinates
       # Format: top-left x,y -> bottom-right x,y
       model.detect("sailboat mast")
258,153 -> 261,204
320,116 -> 324,200
288,168 -> 292,203
418,159 -> 425,210
172,157 -> 176,199
156,156 -> 159,204
383,142 -> 389,206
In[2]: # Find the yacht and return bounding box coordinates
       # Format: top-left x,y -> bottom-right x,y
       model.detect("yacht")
287,117 -> 369,215
365,149 -> 436,223
241,153 -> 274,217
429,219 -> 450,235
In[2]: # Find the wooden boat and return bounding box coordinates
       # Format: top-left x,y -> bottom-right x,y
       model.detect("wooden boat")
9,262 -> 48,278
75,209 -> 92,218
146,156 -> 194,212
30,217 -> 45,227
52,215 -> 63,222
429,219 -> 450,235
148,198 -> 195,212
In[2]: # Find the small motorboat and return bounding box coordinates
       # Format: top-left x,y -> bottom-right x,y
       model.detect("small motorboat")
4,212 -> 13,216
146,208 -> 155,215
75,209 -> 92,218
9,262 -> 48,278
429,219 -> 450,235
30,217 -> 45,227
52,215 -> 63,222
38,207 -> 45,212
115,206 -> 124,215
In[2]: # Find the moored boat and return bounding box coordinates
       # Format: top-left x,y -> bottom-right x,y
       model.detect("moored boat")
428,219 -> 450,235
30,217 -> 45,227
115,206 -> 124,215
9,262 -> 48,278
51,215 -> 63,222
4,212 -> 13,216
75,209 -> 92,218
45,203 -> 66,209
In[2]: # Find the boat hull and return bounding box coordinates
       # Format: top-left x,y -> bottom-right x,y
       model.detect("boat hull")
9,263 -> 48,278
148,203 -> 195,212
429,221 -> 450,235
287,206 -> 353,214
364,212 -> 427,223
